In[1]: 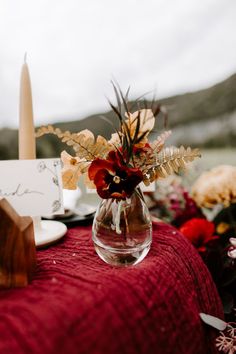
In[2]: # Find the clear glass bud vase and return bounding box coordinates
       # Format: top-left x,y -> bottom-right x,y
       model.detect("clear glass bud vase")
92,188 -> 152,266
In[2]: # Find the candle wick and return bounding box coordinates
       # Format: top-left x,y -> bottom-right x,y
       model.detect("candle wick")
24,52 -> 27,63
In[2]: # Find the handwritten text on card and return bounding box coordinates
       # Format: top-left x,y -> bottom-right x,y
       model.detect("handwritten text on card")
0,159 -> 64,216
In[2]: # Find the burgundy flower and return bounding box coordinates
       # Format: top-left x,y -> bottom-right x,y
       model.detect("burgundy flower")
172,191 -> 204,227
88,151 -> 143,199
179,218 -> 219,254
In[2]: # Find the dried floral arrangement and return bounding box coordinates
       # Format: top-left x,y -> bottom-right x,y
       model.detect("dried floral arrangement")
36,84 -> 201,200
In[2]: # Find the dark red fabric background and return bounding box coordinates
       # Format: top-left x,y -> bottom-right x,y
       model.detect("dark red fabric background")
0,222 -> 223,354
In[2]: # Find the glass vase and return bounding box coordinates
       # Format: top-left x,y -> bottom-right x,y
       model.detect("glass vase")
92,188 -> 152,266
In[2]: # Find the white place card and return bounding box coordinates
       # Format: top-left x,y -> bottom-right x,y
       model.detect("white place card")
0,159 -> 64,216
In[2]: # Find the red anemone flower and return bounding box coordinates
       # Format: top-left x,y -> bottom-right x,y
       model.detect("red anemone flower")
88,151 -> 143,199
179,218 -> 219,254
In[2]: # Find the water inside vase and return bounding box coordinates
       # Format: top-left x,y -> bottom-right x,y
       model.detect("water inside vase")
92,191 -> 152,266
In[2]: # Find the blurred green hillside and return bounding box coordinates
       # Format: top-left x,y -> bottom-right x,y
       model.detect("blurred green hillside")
1,73 -> 236,160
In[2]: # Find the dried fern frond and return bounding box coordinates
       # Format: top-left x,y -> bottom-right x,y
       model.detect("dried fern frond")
36,125 -> 111,160
143,146 -> 201,185
132,130 -> 172,170
150,130 -> 172,153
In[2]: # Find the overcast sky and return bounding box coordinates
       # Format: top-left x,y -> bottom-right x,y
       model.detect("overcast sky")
0,0 -> 236,128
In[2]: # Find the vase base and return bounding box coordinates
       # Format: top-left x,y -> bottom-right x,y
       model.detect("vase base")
93,240 -> 151,267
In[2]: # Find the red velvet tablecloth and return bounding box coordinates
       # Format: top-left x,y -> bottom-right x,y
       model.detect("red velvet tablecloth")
0,222 -> 223,354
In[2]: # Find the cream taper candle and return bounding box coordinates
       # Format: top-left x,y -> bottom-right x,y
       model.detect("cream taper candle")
18,56 -> 36,159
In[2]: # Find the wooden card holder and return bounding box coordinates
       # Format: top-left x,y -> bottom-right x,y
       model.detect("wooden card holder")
0,198 -> 36,288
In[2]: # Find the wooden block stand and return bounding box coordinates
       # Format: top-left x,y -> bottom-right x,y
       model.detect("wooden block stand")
0,198 -> 36,288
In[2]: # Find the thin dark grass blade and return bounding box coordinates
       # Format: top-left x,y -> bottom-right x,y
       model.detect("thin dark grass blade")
111,81 -> 122,113
133,111 -> 141,143
108,100 -> 123,124
122,120 -> 132,145
119,87 -> 130,115
125,86 -> 130,101
112,80 -> 130,114
153,104 -> 161,117
115,130 -> 123,145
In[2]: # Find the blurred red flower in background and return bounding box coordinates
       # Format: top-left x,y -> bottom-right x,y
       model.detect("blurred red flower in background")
88,151 -> 143,199
179,218 -> 219,254
171,191 -> 204,227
